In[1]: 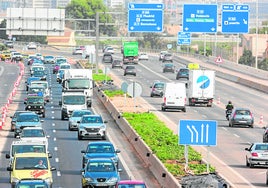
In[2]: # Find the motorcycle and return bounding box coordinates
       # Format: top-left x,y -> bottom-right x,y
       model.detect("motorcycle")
226,109 -> 232,120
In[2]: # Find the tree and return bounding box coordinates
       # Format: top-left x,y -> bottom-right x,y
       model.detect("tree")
238,49 -> 255,66
258,58 -> 268,70
65,0 -> 116,36
0,19 -> 8,40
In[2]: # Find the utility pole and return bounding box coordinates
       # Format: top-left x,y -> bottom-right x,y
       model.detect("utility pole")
96,12 -> 100,73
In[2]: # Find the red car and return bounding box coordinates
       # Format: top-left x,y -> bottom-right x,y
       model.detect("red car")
116,180 -> 147,188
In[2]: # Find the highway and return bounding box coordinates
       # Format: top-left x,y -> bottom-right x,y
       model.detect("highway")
0,46 -> 267,188
106,51 -> 268,188
0,49 -> 160,187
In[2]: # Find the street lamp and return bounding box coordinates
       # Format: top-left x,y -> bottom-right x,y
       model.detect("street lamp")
255,0 -> 259,68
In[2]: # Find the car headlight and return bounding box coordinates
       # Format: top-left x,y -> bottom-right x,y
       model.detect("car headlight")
107,177 -> 119,183
84,177 -> 93,182
100,125 -> 106,130
11,177 -> 20,183
28,106 -> 31,109
44,177 -> 53,184
40,106 -> 43,109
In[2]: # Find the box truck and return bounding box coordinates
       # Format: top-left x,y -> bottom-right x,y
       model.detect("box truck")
188,70 -> 215,107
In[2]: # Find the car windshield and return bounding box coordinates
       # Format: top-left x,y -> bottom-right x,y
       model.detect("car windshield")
63,95 -> 85,105
127,66 -> 135,70
27,97 -> 44,104
15,157 -> 48,170
82,116 -> 103,123
17,114 -> 39,122
72,111 -> 92,117
33,71 -> 45,77
21,129 -> 45,138
154,83 -> 165,89
32,67 -> 44,71
31,82 -> 48,89
16,183 -> 48,188
87,162 -> 115,172
165,64 -> 173,67
60,65 -> 71,69
12,145 -> 46,156
86,144 -> 115,153
45,56 -> 53,59
235,110 -> 250,115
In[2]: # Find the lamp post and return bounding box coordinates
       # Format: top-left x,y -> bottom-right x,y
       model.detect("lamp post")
255,0 -> 259,68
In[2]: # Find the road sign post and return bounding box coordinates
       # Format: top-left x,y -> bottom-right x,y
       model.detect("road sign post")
128,3 -> 163,32
221,4 -> 249,33
183,4 -> 217,33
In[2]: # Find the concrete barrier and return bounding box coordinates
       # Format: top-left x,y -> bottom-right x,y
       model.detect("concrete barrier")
95,87 -> 181,188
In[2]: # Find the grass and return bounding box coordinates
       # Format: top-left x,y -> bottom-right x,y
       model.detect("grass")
122,112 -> 215,177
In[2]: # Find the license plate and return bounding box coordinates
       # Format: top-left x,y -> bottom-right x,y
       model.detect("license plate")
97,183 -> 107,186
239,121 -> 247,123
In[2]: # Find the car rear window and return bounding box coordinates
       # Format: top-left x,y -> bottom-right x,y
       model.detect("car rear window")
236,110 -> 250,115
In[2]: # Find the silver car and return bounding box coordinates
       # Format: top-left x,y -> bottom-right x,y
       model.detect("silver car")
245,143 -> 268,168
68,109 -> 92,131
228,108 -> 254,128
150,81 -> 165,97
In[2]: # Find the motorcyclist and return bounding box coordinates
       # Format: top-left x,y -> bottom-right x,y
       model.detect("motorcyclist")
225,101 -> 234,118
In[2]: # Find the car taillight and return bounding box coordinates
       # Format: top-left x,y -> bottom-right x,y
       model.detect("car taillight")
164,97 -> 166,103
250,112 -> 253,118
251,152 -> 258,157
233,112 -> 236,118
152,88 -> 155,91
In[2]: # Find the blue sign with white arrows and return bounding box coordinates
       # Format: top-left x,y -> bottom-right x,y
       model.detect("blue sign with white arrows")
179,120 -> 217,146
178,32 -> 191,45
183,4 -> 217,33
128,3 -> 164,32
221,4 -> 249,33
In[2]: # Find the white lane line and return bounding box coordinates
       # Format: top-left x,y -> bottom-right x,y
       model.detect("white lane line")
54,147 -> 58,151
53,129 -> 56,133
55,157 -> 59,162
52,123 -> 55,126
57,171 -> 61,176
233,134 -> 240,138
53,137 -> 56,141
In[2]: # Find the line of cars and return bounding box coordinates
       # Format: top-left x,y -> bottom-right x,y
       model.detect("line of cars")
7,53 -> 57,188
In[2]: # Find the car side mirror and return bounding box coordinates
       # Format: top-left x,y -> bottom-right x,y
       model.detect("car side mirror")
59,101 -> 62,106
7,167 -> 12,171
104,120 -> 108,123
6,154 -> 10,159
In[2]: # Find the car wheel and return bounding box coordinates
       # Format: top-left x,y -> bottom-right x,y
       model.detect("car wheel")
124,74 -> 126,76
102,135 -> 106,140
150,93 -> 154,97
68,125 -> 72,131
42,113 -> 45,118
61,113 -> 65,120
266,177 -> 268,185
249,162 -> 254,168
161,106 -> 165,111
134,74 -> 136,76
246,157 -> 249,167
182,108 -> 186,112
78,132 -> 82,140
249,124 -> 254,128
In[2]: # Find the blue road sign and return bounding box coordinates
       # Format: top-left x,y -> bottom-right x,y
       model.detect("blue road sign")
128,3 -> 163,32
222,4 -> 249,33
179,120 -> 217,146
178,32 -> 191,45
183,4 -> 217,33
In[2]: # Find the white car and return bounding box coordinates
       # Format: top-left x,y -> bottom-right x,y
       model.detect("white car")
27,42 -> 37,50
139,53 -> 149,60
104,47 -> 114,54
17,127 -> 49,150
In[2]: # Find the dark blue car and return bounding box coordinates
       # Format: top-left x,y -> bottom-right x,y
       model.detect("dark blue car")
81,141 -> 120,168
81,158 -> 122,188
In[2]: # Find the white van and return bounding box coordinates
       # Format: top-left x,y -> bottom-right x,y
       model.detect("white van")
161,82 -> 187,112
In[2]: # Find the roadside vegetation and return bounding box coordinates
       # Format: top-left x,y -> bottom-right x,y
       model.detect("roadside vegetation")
122,112 -> 215,177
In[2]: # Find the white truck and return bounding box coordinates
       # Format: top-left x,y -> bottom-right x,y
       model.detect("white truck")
188,70 -> 215,107
59,91 -> 88,120
62,69 -> 93,107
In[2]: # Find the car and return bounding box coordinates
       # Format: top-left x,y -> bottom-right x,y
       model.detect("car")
53,58 -> 67,74
14,179 -> 49,188
245,143 -> 268,168
35,53 -> 44,61
9,111 -> 29,132
17,127 -> 49,150
56,69 -> 65,83
103,45 -> 112,52
72,46 -> 83,55
150,81 -> 165,97
27,55 -> 38,65
6,140 -> 50,169
5,40 -> 14,48
116,180 -> 147,188
1,50 -> 11,61
104,46 -> 114,54
24,94 -> 46,118
139,53 -> 149,60
81,158 -> 121,188
176,68 -> 189,80
102,53 -> 113,63
30,65 -> 45,76
124,65 -> 136,76
11,52 -> 23,62
14,112 -> 44,138
25,77 -> 41,91
27,84 -> 49,102
228,108 -> 254,128
81,141 -> 121,168
77,114 -> 107,140
27,42 -> 37,49
68,109 -> 92,131
112,59 -> 123,69
163,63 -> 175,73
162,53 -> 173,62
159,51 -> 168,61
44,55 -> 55,64
7,152 -> 56,188
59,63 -> 71,70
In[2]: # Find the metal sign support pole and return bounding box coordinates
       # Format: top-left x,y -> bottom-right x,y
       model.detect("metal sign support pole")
207,146 -> 210,173
184,145 -> 188,171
